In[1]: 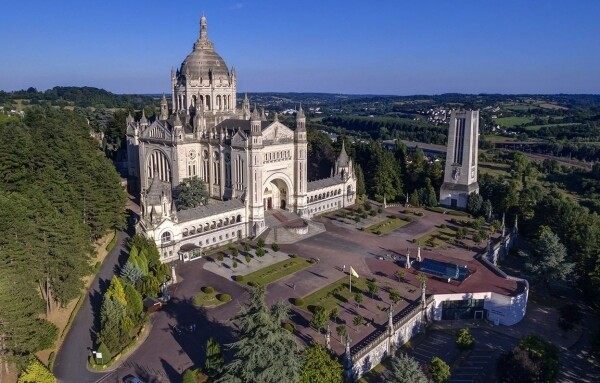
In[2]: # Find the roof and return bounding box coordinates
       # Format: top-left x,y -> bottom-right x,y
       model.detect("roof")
146,176 -> 170,205
215,119 -> 271,134
177,198 -> 245,222
179,16 -> 230,80
179,243 -> 202,252
307,177 -> 345,192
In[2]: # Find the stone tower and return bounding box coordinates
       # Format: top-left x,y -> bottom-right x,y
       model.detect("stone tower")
294,105 -> 308,217
439,110 -> 479,208
248,106 -> 265,236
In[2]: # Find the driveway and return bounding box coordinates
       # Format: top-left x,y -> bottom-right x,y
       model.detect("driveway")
53,229 -> 130,383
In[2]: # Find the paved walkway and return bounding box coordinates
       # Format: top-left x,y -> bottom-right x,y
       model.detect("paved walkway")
203,249 -> 290,278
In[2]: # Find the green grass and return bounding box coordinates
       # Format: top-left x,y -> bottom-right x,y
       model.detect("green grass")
415,226 -> 457,248
425,206 -> 470,217
480,134 -> 515,142
479,162 -> 512,177
193,291 -> 220,307
495,116 -> 534,127
363,216 -> 409,235
300,276 -> 370,313
242,257 -> 311,286
524,122 -> 580,131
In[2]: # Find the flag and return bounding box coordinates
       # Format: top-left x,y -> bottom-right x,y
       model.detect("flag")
350,266 -> 359,278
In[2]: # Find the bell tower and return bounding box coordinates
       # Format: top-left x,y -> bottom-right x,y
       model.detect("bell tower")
247,106 -> 265,236
439,110 -> 479,208
294,105 -> 308,216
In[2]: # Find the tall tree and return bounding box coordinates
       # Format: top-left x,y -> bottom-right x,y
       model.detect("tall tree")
217,286 -> 302,383
205,337 -> 225,377
388,353 -> 429,383
174,176 -> 209,210
524,227 -> 574,288
298,343 -> 344,383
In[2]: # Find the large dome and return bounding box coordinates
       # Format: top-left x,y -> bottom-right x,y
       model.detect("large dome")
180,15 -> 230,80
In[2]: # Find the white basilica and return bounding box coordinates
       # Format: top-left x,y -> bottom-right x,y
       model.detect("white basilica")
126,15 -> 357,263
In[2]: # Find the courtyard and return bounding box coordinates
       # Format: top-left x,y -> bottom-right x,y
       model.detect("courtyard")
101,203 -> 519,382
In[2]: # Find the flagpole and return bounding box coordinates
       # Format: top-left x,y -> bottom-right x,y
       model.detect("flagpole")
349,271 -> 352,293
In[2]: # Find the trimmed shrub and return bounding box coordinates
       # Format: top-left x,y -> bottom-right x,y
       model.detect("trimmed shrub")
257,238 -> 265,248
256,248 -> 265,257
283,322 -> 295,333
271,243 -> 280,252
364,201 -> 372,211
354,215 -> 361,222
217,293 -> 231,302
233,275 -> 244,282
293,297 -> 304,306
289,253 -> 298,258
369,210 -> 377,217
244,242 -> 251,252
217,254 -> 224,262
377,207 -> 383,213
93,261 -> 101,272
232,260 -> 238,268
202,286 -> 215,294
456,328 -> 475,351
247,281 -> 258,287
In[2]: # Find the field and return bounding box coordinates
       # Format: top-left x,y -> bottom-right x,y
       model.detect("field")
478,162 -> 512,177
524,122 -> 580,131
495,116 -> 534,127
241,257 -> 311,286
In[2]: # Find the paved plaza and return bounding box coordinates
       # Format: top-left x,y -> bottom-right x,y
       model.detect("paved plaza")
100,205 -> 524,382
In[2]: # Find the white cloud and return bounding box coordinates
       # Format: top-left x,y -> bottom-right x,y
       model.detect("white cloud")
228,2 -> 243,10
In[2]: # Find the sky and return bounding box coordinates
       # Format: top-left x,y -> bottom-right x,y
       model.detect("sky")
1,0 -> 599,95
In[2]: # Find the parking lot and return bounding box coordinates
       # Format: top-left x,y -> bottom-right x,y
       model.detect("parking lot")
405,327 -> 517,383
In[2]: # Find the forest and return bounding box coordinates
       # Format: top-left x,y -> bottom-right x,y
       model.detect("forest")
0,107 -> 126,370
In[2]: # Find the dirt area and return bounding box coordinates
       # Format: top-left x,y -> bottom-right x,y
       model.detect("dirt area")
36,231 -> 116,365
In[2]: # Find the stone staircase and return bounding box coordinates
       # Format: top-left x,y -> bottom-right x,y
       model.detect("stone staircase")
263,210 -> 326,244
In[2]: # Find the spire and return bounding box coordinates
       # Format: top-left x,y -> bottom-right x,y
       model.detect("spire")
161,93 -> 167,104
194,13 -> 213,50
250,105 -> 260,121
140,109 -> 148,125
126,111 -> 134,124
273,112 -> 279,122
337,140 -> 349,166
296,103 -> 305,119
260,108 -> 266,121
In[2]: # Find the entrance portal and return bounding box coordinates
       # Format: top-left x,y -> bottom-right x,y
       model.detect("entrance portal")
263,178 -> 289,211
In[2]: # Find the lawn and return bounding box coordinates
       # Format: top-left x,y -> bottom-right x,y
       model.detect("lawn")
299,276 -> 369,313
193,287 -> 231,307
415,226 -> 457,248
495,116 -> 534,127
425,206 -> 470,217
241,257 -> 311,286
364,216 -> 409,235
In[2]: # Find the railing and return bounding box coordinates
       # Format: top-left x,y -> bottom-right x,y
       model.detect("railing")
350,296 -> 432,360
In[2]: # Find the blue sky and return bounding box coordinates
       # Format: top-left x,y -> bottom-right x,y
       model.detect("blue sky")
1,0 -> 599,95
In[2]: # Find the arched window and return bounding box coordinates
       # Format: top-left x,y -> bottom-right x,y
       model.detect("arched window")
161,232 -> 172,243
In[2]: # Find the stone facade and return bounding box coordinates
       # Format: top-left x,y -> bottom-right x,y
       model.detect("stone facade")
126,15 -> 356,262
439,110 -> 480,208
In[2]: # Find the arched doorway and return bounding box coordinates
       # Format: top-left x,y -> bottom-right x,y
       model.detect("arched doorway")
263,177 -> 289,211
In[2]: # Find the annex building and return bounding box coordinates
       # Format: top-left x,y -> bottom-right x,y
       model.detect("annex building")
126,15 -> 357,263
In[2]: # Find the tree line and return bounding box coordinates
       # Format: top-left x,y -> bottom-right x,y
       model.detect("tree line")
0,107 -> 126,370
321,116 -> 447,144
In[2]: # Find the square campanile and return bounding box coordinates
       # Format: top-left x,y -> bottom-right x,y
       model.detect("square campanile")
439,109 -> 479,209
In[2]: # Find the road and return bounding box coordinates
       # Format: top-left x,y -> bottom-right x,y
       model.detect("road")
53,229 -> 130,383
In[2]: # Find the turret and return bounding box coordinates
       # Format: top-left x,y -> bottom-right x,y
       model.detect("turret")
139,109 -> 148,128
160,94 -> 169,120
250,105 -> 261,136
334,140 -> 353,181
295,103 -> 306,131
242,93 -> 250,119
173,113 -> 183,142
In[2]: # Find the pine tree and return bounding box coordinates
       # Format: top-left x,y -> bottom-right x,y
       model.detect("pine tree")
106,277 -> 127,306
217,286 -> 302,383
205,337 -> 225,377
388,353 -> 428,383
524,227 -> 574,288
